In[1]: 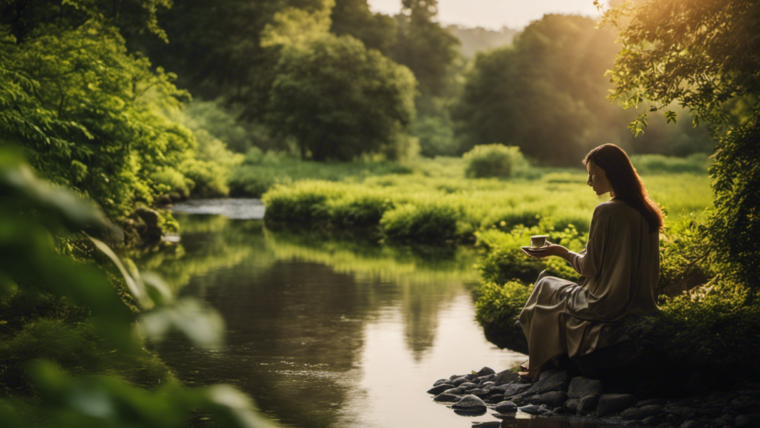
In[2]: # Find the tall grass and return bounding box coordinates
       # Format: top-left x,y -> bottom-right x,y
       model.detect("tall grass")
262,169 -> 712,244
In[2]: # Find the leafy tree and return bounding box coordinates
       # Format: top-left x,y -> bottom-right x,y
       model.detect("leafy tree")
266,34 -> 417,160
600,0 -> 760,293
330,0 -> 397,56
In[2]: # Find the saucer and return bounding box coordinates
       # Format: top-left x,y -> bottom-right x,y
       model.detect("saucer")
521,246 -> 548,252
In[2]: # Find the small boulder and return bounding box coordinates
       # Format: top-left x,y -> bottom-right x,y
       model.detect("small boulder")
459,382 -> 477,390
471,422 -> 500,428
427,384 -> 455,395
621,404 -> 664,420
529,391 -> 568,408
451,377 -> 469,386
433,393 -> 460,403
578,395 -> 600,414
494,401 -> 518,413
477,367 -> 496,376
565,399 -> 580,412
518,404 -> 549,415
469,388 -> 491,398
597,394 -> 637,416
568,377 -> 603,399
523,369 -> 569,396
484,394 -> 505,404
451,395 -> 487,412
497,382 -> 532,397
494,370 -> 520,385
731,396 -> 757,411
433,378 -> 450,386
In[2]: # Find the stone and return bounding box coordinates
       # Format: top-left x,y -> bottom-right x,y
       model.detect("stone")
666,413 -> 679,424
642,415 -> 660,425
497,382 -> 532,397
679,420 -> 699,428
452,376 -> 469,386
735,414 -> 753,427
433,379 -> 450,386
523,369 -> 569,396
578,395 -> 600,415
433,392 -> 460,402
597,393 -> 638,416
553,406 -> 566,415
518,404 -> 549,415
568,377 -> 604,399
427,384 -> 455,395
638,398 -> 668,407
134,207 -> 162,242
494,401 -> 519,413
484,394 -> 505,404
494,370 -> 520,385
621,405 -> 664,420
731,396 -> 757,411
451,395 -> 487,412
656,424 -> 671,428
481,381 -> 496,388
459,382 -> 477,390
469,388 -> 491,398
529,391 -> 568,408
472,422 -> 500,428
565,399 -> 580,412
477,367 -> 496,376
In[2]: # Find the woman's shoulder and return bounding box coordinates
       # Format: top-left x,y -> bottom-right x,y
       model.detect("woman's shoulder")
593,199 -> 637,218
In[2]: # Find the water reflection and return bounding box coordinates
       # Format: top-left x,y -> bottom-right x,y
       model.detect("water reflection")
141,212 -> 579,428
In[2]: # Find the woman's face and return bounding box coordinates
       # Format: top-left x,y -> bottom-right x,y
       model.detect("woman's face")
586,161 -> 614,196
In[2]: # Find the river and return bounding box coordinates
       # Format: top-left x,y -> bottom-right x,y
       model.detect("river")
144,199 -> 612,428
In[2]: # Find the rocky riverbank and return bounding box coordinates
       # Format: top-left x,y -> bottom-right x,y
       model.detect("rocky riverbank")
428,367 -> 760,427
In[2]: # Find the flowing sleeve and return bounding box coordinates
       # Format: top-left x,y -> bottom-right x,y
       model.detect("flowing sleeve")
568,204 -> 609,278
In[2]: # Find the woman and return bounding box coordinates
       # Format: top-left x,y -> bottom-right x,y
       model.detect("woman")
518,144 -> 662,382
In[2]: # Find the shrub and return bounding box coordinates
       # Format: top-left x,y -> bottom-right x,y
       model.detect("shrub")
380,202 -> 459,243
631,153 -> 710,175
150,167 -> 193,199
464,144 -> 528,178
475,281 -> 533,330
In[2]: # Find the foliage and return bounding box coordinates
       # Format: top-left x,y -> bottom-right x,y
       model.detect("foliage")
330,0 -> 397,56
658,213 -> 715,297
463,144 -> 528,178
265,33 -> 418,161
445,24 -> 517,58
453,14 -> 714,166
0,151 -> 279,427
260,161 -> 711,244
600,0 -> 760,292
413,114 -> 460,157
475,281 -> 533,333
630,153 -> 710,175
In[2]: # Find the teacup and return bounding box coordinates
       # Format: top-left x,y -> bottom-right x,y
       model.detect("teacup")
530,235 -> 549,248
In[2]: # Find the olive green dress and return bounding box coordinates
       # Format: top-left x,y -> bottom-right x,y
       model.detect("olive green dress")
519,200 -> 660,370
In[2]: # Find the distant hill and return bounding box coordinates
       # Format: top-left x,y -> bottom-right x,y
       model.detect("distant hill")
445,25 -> 518,57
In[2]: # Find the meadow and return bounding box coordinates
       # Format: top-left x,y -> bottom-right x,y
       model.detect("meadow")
258,154 -> 713,245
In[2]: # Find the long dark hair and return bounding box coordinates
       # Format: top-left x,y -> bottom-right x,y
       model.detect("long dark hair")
584,144 -> 664,233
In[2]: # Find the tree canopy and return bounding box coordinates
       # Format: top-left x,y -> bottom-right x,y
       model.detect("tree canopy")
601,0 -> 760,293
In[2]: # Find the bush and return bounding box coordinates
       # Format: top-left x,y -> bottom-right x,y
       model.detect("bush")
475,281 -> 533,331
630,153 -> 710,175
380,202 -> 460,243
464,144 -> 528,178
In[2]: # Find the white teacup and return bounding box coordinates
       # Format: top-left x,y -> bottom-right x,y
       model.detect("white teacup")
530,235 -> 549,248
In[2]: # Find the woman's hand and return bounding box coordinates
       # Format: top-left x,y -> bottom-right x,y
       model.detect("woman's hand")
521,241 -> 569,259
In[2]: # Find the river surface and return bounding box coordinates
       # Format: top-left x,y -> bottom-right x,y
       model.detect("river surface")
144,199 -> 611,428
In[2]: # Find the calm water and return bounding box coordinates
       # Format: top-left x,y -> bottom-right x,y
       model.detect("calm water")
145,199 -> 610,428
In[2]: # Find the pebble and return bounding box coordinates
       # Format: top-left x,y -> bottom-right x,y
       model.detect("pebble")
427,384 -> 455,395
578,394 -> 599,414
433,393 -> 460,402
529,391 -> 568,407
477,367 -> 496,376
568,377 -> 603,399
518,404 -> 549,415
621,404 -> 664,420
597,393 -> 638,416
452,376 -> 469,386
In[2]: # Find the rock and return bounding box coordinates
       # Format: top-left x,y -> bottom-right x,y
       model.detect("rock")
679,420 -> 700,428
477,374 -> 496,384
666,413 -> 679,424
578,395 -> 599,414
553,406 -> 567,415
497,382 -> 532,397
451,395 -> 487,412
642,415 -> 660,425
459,382 -> 477,390
523,369 -> 569,396
484,394 -> 504,404
621,405 -> 664,420
481,381 -> 496,388
451,377 -> 469,386
494,370 -> 520,385
433,379 -> 450,386
565,399 -> 580,412
518,404 -> 549,415
735,414 -> 753,427
568,377 -> 604,399
134,207 -> 162,242
482,317 -> 528,354
427,384 -> 455,395
433,393 -> 460,402
477,367 -> 496,376
597,393 -> 637,416
529,391 -> 568,407
471,422 -> 500,428
656,424 -> 671,428
494,401 -> 519,413
731,395 -> 757,411
468,388 -> 491,398
637,398 -> 667,407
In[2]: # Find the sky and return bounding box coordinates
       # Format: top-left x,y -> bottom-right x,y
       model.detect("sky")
367,0 -> 602,30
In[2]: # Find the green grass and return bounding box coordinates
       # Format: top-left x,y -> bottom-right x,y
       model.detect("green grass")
261,163 -> 713,244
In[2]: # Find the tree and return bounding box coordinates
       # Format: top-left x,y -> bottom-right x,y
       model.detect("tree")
266,34 -> 417,161
330,0 -> 397,56
600,0 -> 760,292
